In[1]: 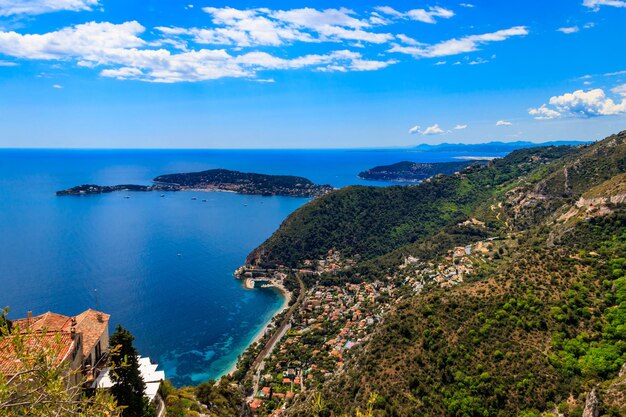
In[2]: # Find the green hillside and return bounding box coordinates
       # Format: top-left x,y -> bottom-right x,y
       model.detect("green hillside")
242,131 -> 626,417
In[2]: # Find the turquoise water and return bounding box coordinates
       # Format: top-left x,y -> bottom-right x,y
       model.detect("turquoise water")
0,148 -> 508,386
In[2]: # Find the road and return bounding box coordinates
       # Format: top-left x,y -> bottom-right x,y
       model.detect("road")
245,275 -> 305,402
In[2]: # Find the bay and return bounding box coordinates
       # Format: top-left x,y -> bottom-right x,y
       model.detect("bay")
0,147 -> 508,386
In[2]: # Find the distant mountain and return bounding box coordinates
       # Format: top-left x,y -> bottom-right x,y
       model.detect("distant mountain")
413,140 -> 591,153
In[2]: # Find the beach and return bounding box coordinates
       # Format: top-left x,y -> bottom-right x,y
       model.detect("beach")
222,281 -> 292,378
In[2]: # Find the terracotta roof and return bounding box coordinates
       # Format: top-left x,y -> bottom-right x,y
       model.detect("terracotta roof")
0,331 -> 76,376
12,312 -> 73,332
12,309 -> 109,359
75,309 -> 110,357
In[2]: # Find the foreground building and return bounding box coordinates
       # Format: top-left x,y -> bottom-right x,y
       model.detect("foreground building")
0,308 -> 165,414
1,309 -> 110,385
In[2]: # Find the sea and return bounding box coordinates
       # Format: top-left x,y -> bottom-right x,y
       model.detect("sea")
0,147 -> 513,386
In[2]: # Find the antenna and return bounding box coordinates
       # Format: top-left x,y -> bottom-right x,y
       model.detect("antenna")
94,288 -> 99,311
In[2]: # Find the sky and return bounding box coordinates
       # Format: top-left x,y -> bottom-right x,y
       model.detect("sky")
0,0 -> 625,148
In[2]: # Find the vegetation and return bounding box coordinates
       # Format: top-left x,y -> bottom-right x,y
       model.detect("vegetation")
358,160 -> 485,182
108,325 -> 155,417
239,131 -> 626,416
157,378 -> 244,417
153,168 -> 334,197
248,145 -> 577,268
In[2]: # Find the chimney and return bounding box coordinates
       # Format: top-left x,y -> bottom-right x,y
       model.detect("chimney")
70,317 -> 77,339
97,312 -> 103,323
27,310 -> 32,326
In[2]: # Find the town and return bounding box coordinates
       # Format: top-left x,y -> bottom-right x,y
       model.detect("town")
239,234 -> 502,417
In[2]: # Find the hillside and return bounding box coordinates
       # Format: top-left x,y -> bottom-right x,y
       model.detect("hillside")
358,160 -> 486,182
247,145 -> 578,268
154,169 -> 334,197
239,131 -> 626,417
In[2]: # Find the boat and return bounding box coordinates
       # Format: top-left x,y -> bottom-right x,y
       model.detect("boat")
191,197 -> 197,200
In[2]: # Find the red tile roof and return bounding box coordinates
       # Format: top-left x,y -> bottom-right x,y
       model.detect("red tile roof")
12,309 -> 109,358
0,331 -> 76,376
75,309 -> 110,357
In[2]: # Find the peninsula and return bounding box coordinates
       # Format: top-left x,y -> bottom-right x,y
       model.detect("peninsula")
56,169 -> 334,198
358,160 -> 487,182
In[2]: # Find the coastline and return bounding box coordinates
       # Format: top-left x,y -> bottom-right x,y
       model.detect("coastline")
221,281 -> 292,378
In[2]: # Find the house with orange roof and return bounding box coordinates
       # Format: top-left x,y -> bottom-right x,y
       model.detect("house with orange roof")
249,398 -> 263,411
2,308 -> 111,388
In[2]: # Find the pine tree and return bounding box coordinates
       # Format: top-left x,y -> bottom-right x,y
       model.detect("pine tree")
109,325 -> 154,417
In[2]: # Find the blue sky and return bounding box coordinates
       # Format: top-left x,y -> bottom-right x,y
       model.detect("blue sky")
0,0 -> 625,148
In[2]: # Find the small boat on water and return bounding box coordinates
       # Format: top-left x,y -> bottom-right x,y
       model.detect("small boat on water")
191,197 -> 197,200
202,199 -> 207,202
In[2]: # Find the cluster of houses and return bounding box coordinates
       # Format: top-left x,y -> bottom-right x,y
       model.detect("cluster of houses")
302,249 -> 359,274
398,237 -> 503,293
248,281 -> 390,417
399,245 -> 476,290
242,235 -> 504,417
0,308 -> 166,416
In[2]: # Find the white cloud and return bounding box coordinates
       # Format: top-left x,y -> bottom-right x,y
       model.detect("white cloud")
395,34 -> 423,46
460,3 -> 475,7
420,124 -> 445,135
389,26 -> 528,58
0,20 -> 396,82
434,60 -> 446,65
0,21 -> 146,60
611,83 -> 626,96
0,0 -> 99,17
406,7 -> 454,23
468,57 -> 488,65
454,124 -> 468,129
583,0 -> 626,11
496,120 -> 512,126
52,84 -> 63,88
529,88 -> 626,119
528,104 -> 561,120
174,7 -> 396,47
375,6 -> 454,24
557,26 -> 579,34
409,125 -> 420,134
0,59 -> 17,66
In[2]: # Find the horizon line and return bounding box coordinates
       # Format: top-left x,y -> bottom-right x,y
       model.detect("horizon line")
0,139 -> 592,152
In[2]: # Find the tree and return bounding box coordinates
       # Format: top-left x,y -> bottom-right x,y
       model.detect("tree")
108,325 -> 154,417
0,308 -> 120,417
